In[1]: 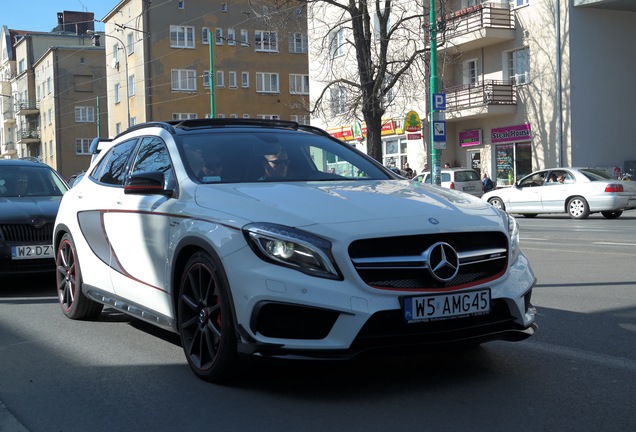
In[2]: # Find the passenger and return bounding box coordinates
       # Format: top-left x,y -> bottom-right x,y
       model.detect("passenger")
261,146 -> 289,179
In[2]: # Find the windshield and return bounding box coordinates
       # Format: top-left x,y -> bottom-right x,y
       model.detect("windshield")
177,130 -> 392,183
0,165 -> 68,197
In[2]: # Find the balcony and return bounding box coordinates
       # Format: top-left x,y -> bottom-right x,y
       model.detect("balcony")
443,80 -> 516,122
438,3 -> 515,52
17,129 -> 41,144
15,101 -> 40,116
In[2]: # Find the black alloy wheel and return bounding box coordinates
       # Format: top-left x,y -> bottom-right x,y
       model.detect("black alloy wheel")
56,233 -> 103,319
178,251 -> 237,383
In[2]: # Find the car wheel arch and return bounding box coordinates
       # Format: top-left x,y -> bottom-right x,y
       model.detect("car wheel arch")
170,237 -> 238,332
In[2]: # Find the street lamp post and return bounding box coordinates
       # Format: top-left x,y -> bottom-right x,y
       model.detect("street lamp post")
87,30 -> 131,128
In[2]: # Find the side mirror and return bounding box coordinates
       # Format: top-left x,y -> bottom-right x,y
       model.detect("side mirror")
124,171 -> 173,196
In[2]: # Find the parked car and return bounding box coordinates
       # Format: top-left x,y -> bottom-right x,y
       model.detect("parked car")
482,167 -> 636,219
412,167 -> 484,197
53,119 -> 537,383
0,159 -> 69,275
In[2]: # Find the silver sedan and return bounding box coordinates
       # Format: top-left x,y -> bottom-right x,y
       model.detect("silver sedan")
482,167 -> 636,219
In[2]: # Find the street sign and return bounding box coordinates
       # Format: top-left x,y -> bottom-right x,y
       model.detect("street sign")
433,93 -> 446,111
433,120 -> 446,142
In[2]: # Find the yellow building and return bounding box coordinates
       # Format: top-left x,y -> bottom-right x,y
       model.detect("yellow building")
101,0 -> 309,135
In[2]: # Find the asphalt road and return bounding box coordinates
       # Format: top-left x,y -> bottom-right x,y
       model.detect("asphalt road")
1,210 -> 635,432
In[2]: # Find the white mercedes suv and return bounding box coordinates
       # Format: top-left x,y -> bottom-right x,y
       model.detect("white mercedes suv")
53,119 -> 537,383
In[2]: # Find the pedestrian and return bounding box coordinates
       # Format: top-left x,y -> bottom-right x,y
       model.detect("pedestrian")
482,172 -> 494,193
403,162 -> 414,179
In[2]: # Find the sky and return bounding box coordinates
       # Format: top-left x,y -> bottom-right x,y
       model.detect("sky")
1,0 -> 113,33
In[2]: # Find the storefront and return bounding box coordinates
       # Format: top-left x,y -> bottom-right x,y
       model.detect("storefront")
491,124 -> 533,186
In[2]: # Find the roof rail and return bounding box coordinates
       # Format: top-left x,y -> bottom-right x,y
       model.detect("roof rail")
114,121 -> 177,139
165,118 -> 299,130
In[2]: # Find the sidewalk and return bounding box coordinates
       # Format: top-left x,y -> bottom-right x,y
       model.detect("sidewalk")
0,400 -> 29,432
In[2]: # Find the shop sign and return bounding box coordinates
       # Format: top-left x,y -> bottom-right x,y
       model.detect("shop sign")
491,123 -> 532,144
327,126 -> 354,141
361,120 -> 396,136
459,129 -> 482,147
404,111 -> 422,141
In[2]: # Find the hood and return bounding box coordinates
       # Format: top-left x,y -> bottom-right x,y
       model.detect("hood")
0,196 -> 62,224
194,180 -> 504,234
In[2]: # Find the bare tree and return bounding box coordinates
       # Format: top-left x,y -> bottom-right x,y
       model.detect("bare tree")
253,0 -> 431,163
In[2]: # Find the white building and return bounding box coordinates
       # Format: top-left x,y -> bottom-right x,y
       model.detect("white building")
308,0 -> 636,182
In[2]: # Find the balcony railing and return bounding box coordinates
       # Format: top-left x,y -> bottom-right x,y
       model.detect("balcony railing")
437,4 -> 515,51
17,129 -> 41,141
445,80 -> 516,111
15,101 -> 40,115
443,4 -> 514,37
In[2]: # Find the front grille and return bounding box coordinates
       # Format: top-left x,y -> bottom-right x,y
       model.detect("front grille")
349,231 -> 508,290
0,223 -> 54,242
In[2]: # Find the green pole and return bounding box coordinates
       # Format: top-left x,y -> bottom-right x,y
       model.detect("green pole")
429,0 -> 441,186
209,31 -> 216,118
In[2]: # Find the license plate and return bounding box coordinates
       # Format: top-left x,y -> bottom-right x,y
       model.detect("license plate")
463,185 -> 475,191
403,289 -> 490,323
11,245 -> 54,260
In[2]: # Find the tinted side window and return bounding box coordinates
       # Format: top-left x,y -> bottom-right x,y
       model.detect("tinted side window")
131,137 -> 175,188
90,139 -> 138,186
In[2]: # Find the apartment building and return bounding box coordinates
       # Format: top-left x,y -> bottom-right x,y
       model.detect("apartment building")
100,0 -> 309,135
308,0 -> 636,182
0,12 -> 108,179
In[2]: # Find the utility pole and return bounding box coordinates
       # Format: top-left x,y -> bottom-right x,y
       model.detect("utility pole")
429,0 -> 442,186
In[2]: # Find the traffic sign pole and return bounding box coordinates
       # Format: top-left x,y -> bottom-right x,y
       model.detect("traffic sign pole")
429,0 -> 442,186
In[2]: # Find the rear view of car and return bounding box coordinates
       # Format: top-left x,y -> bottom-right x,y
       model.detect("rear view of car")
413,168 -> 484,197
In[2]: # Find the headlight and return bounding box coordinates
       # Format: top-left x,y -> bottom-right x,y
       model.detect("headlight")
505,212 -> 520,263
243,223 -> 342,280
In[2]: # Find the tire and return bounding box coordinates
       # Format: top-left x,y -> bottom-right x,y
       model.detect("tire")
522,214 -> 538,218
601,210 -> 623,219
567,196 -> 590,219
178,251 -> 237,383
56,233 -> 104,320
488,197 -> 505,211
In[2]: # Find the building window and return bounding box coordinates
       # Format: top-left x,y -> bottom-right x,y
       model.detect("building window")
510,0 -> 529,8
178,0 -> 185,9
116,123 -> 122,135
508,47 -> 530,85
230,113 -> 238,118
256,72 -> 279,93
257,114 -> 280,120
289,74 -> 309,95
215,28 -> 223,45
75,106 -> 95,123
112,43 -> 120,63
330,86 -> 347,115
291,115 -> 309,125
128,74 -> 135,96
241,71 -> 249,88
329,28 -> 345,58
229,71 -> 237,88
76,138 -> 91,155
243,114 -> 250,118
255,30 -> 278,52
495,142 -> 532,186
202,27 -> 210,44
464,59 -> 479,85
216,70 -> 224,87
227,28 -> 236,45
240,29 -> 249,46
114,83 -> 121,103
289,33 -> 308,53
127,33 -> 134,54
203,71 -> 210,87
171,69 -> 197,91
172,113 -> 198,120
48,108 -> 52,124
170,25 -> 195,48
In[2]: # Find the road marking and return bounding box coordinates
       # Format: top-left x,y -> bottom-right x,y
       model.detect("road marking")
521,341 -> 636,372
594,242 -> 636,247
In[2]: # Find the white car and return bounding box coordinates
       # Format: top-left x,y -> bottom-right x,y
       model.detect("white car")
53,119 -> 537,383
483,167 -> 636,219
412,168 -> 484,197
